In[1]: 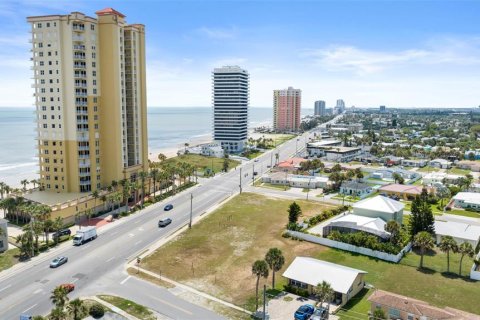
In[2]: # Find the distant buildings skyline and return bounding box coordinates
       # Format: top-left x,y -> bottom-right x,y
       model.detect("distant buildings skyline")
212,66 -> 249,152
273,87 -> 302,132
314,100 -> 326,116
28,8 -> 149,193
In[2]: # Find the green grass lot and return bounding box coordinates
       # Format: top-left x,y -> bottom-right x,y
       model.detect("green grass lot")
448,167 -> 471,175
141,193 -> 338,311
244,150 -> 263,160
317,247 -> 479,316
163,154 -> 240,174
0,248 -> 20,272
416,166 -> 440,173
98,295 -> 155,320
254,182 -> 291,191
335,289 -> 372,319
402,200 -> 480,218
272,134 -> 296,146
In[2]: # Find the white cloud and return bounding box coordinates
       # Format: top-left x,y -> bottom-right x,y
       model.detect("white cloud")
196,26 -> 237,40
303,37 -> 480,75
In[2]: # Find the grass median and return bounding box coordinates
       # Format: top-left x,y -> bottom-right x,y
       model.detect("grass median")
97,295 -> 155,320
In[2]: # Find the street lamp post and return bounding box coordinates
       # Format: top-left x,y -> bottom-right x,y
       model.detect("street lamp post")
189,193 -> 193,228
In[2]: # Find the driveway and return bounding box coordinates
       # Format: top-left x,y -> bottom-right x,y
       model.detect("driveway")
264,292 -> 317,320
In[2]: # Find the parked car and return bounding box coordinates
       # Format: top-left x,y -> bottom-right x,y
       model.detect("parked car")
59,283 -> 75,293
50,256 -> 68,268
253,171 -> 258,176
254,159 -> 259,162
52,229 -> 71,239
311,307 -> 328,320
158,218 -> 172,228
294,304 -> 315,320
164,204 -> 174,211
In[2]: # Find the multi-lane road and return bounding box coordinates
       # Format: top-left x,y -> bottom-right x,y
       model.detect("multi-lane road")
0,116 -> 340,319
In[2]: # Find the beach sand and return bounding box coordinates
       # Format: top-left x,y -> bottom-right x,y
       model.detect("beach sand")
148,133 -> 213,161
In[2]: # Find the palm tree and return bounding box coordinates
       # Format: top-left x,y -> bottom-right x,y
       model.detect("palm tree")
184,142 -> 189,154
131,180 -> 140,205
0,182 -> 5,199
385,220 -> 400,245
16,228 -> 34,257
158,153 -> 167,163
100,195 -> 107,212
413,231 -> 434,269
439,236 -> 458,273
48,307 -> 67,320
91,190 -> 99,214
32,316 -> 46,320
252,260 -> 269,310
264,248 -> 285,289
458,242 -> 474,276
50,286 -> 69,308
150,168 -> 159,196
52,217 -> 63,245
138,171 -> 148,207
43,218 -> 54,248
111,180 -> 118,191
66,298 -> 87,320
314,280 -> 334,309
30,179 -> 39,189
120,179 -> 131,208
20,179 -> 29,192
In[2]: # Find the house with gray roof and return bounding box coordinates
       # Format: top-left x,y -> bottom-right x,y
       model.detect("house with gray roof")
340,181 -> 373,199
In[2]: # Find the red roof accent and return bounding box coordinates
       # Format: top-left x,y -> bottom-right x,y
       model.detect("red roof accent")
95,8 -> 126,18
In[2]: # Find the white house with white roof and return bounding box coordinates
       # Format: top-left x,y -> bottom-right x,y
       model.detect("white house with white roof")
434,220 -> 480,247
352,195 -> 404,224
282,257 -> 367,306
452,192 -> 480,210
323,214 -> 391,240
429,158 -> 452,169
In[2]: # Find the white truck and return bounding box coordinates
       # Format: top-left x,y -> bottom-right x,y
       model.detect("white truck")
73,226 -> 97,245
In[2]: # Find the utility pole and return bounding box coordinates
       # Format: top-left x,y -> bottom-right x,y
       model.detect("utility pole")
263,284 -> 267,320
189,193 -> 193,228
239,167 -> 242,194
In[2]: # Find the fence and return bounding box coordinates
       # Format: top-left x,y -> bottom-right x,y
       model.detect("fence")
287,230 -> 412,263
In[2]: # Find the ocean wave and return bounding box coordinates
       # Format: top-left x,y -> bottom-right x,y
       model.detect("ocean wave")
0,162 -> 38,172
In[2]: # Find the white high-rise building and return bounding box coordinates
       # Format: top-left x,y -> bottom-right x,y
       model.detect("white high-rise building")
336,99 -> 346,112
314,100 -> 326,116
212,66 -> 249,152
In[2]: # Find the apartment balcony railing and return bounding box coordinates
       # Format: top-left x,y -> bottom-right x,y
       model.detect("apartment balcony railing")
78,171 -> 91,177
78,161 -> 90,168
75,92 -> 88,97
73,45 -> 85,50
76,109 -> 88,115
78,154 -> 90,159
74,64 -> 86,69
76,102 -> 87,106
73,55 -> 85,60
77,145 -> 90,151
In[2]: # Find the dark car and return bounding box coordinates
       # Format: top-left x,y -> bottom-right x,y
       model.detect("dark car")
164,204 -> 174,211
311,307 -> 328,320
52,229 -> 71,239
50,256 -> 68,268
158,218 -> 172,228
294,304 -> 315,320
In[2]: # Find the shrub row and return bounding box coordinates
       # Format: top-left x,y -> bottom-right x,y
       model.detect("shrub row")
327,230 -> 402,255
283,284 -> 309,298
306,206 -> 348,227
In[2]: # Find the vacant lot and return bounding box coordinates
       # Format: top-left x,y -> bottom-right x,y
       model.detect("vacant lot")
142,193 -> 336,309
317,248 -> 480,315
98,295 -> 155,320
163,154 -> 240,174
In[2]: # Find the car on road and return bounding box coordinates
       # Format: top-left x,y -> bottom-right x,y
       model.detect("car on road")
50,256 -> 68,268
311,307 -> 328,320
164,204 -> 174,211
52,228 -> 71,240
253,171 -> 258,176
254,159 -> 259,162
59,283 -> 75,293
158,218 -> 172,227
294,304 -> 315,320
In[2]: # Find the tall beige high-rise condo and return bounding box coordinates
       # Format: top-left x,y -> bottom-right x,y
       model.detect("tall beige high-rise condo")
28,8 -> 148,193
273,87 -> 301,132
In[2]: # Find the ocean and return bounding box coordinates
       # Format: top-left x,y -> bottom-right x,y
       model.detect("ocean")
0,106 -> 313,188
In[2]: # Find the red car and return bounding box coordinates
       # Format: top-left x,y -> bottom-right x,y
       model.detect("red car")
59,283 -> 75,293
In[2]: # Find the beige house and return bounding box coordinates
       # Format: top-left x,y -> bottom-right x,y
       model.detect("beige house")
368,289 -> 480,320
282,257 -> 367,306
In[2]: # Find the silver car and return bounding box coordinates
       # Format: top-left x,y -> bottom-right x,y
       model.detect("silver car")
50,256 -> 68,268
311,308 -> 328,320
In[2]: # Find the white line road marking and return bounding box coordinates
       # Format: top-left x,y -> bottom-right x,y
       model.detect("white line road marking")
129,233 -> 135,237
0,284 -> 11,292
153,296 -> 193,315
106,256 -> 115,262
134,240 -> 142,245
22,303 -> 38,313
72,278 -> 79,283
33,289 -> 42,294
120,275 -> 131,285
138,227 -> 144,231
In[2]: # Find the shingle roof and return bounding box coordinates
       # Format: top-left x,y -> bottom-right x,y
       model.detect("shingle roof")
368,290 -> 480,320
353,195 -> 404,213
341,181 -> 371,190
282,257 -> 367,294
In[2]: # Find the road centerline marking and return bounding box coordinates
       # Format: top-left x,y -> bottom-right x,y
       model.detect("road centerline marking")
120,275 -> 131,285
22,303 -> 38,313
0,284 -> 11,292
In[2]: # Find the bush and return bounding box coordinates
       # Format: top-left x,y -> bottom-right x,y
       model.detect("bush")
327,231 -> 403,254
284,284 -> 309,297
306,206 -> 347,227
89,303 -> 105,318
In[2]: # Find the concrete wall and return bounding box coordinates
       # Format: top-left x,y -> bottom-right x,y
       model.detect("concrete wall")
288,230 -> 412,263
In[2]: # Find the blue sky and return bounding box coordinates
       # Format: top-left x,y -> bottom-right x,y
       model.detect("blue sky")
1,0 -> 479,108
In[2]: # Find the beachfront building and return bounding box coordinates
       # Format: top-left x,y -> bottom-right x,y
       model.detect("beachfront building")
212,66 -> 249,152
28,8 -> 148,193
273,87 -> 301,132
314,100 -> 326,116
